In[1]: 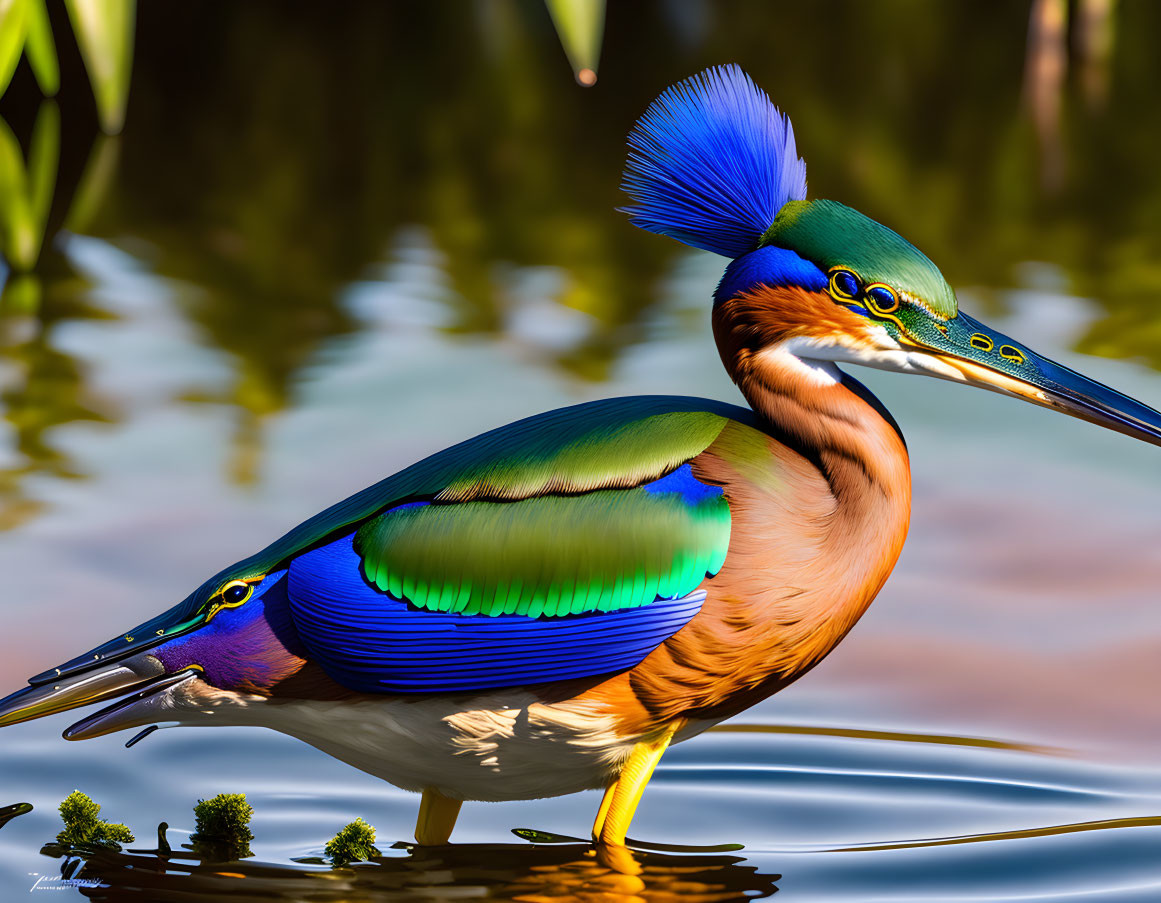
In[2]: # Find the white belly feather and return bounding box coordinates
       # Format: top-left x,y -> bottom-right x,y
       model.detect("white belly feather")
169,683 -> 641,802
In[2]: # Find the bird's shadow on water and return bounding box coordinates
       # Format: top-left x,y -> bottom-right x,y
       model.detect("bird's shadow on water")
34,836 -> 782,902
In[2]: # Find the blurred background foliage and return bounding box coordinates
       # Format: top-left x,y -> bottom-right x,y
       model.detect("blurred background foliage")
0,0 -> 135,135
0,0 -> 1159,529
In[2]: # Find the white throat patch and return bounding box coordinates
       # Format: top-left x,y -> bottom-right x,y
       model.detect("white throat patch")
771,327 -> 967,383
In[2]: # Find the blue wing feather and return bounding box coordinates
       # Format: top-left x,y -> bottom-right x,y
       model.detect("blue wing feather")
287,533 -> 706,694
641,462 -> 723,504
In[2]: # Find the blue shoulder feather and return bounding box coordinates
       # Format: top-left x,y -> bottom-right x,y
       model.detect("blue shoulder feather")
621,64 -> 807,259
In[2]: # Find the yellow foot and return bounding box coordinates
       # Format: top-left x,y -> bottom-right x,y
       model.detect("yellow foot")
591,781 -> 617,841
414,788 -> 462,845
595,841 -> 645,878
595,722 -> 679,847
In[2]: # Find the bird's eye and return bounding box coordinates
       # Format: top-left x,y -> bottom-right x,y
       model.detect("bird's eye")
865,284 -> 900,314
221,581 -> 252,605
828,268 -> 861,300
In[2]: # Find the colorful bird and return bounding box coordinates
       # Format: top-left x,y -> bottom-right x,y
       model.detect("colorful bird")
2,65 -> 1159,848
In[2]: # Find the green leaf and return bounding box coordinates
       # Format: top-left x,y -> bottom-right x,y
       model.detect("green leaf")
512,827 -> 582,844
64,0 -> 136,134
22,0 -> 58,96
544,0 -> 604,85
0,115 -> 35,269
0,0 -> 28,101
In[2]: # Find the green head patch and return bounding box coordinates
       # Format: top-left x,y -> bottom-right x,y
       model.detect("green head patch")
762,199 -> 957,319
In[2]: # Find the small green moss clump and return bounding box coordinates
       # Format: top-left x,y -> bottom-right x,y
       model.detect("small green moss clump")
324,818 -> 380,867
56,791 -> 134,848
191,793 -> 254,860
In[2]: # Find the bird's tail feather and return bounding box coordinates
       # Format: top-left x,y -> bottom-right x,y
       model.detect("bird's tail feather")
621,64 -> 807,259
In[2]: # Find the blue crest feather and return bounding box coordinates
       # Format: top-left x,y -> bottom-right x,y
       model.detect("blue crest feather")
621,64 -> 807,259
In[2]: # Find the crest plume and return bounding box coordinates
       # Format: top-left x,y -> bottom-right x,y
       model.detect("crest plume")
621,64 -> 807,259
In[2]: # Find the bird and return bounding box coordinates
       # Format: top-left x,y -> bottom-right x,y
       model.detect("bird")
2,65 -> 1160,850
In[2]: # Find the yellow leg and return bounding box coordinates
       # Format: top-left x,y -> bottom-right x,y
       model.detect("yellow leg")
415,788 -> 462,845
591,781 -> 617,841
597,723 -> 678,846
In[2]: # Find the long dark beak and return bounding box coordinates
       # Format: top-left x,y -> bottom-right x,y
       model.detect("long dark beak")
63,670 -> 201,740
915,312 -> 1161,448
0,595 -> 206,730
0,654 -> 165,728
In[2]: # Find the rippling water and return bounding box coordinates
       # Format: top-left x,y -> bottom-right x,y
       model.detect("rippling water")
2,720 -> 1160,901
2,3 -> 1160,900
1,234 -> 1158,901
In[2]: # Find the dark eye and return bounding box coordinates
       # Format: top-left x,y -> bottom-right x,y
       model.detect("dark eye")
865,284 -> 900,314
829,268 -> 860,300
222,581 -> 251,605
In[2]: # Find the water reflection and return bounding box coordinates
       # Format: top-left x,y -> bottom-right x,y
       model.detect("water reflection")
43,841 -> 781,902
835,814 -> 1161,854
0,267 -> 116,530
0,11 -> 1159,903
1,715 -> 1158,899
707,722 -> 1061,756
0,2 -> 1159,518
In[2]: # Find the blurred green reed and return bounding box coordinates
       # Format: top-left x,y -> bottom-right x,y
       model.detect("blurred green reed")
545,0 -> 604,84
0,0 -> 134,134
0,101 -> 56,283
0,2 -> 1160,526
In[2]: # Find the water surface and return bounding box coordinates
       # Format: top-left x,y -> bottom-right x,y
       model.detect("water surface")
1,3 -> 1159,900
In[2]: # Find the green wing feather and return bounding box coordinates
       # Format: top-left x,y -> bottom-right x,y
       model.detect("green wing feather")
354,490 -> 731,617
166,396 -> 759,623
436,409 -> 726,502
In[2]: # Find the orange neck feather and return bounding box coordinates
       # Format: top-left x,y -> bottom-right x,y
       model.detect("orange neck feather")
713,284 -> 910,502
591,284 -> 914,731
566,285 -> 915,737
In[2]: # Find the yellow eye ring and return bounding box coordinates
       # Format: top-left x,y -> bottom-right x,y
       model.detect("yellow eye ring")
864,283 -> 900,314
828,267 -> 861,301
205,579 -> 253,621
221,580 -> 253,605
970,333 -> 994,352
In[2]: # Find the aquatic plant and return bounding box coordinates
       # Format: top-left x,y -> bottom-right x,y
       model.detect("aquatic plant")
545,0 -> 604,85
56,790 -> 133,847
64,0 -> 136,134
324,817 -> 380,867
0,0 -> 57,100
190,792 -> 254,860
0,0 -> 135,134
